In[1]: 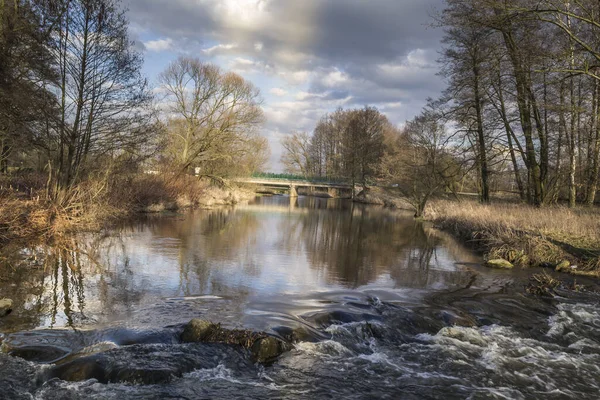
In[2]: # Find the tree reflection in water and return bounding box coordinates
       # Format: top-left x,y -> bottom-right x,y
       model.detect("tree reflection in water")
0,197 -> 481,333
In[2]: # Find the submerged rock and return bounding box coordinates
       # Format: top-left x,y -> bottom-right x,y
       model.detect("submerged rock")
181,319 -> 291,363
0,298 -> 12,317
6,345 -> 70,364
49,343 -> 251,384
485,259 -> 514,269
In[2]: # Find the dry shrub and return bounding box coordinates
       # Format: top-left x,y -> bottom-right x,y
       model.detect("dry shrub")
106,173 -> 209,212
0,197 -> 54,243
0,171 -> 248,246
0,173 -> 46,198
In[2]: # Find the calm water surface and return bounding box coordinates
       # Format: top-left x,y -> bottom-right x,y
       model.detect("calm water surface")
0,196 -> 599,399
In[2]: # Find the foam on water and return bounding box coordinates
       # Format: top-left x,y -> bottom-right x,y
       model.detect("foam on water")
294,340 -> 355,357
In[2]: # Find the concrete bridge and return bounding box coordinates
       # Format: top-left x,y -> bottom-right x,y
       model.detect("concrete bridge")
232,177 -> 356,198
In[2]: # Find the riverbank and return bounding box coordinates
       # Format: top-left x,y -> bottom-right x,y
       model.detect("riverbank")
0,173 -> 254,247
426,199 -> 600,277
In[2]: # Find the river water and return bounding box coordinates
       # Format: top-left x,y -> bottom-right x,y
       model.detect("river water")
0,196 -> 599,399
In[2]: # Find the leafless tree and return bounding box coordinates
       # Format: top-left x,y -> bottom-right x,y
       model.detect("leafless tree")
50,0 -> 156,198
280,131 -> 313,176
158,57 -> 266,177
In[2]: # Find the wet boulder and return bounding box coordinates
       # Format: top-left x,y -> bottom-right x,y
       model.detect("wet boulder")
485,259 -> 514,269
0,298 -> 13,317
180,319 -> 292,363
181,319 -> 216,342
250,337 -> 292,364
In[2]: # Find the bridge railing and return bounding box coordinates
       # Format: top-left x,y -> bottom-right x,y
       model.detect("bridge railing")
248,172 -> 350,185
246,173 -> 381,187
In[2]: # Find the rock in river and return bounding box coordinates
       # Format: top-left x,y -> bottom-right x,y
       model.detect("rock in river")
250,336 -> 291,364
485,259 -> 514,269
181,318 -> 291,363
0,298 -> 13,317
181,319 -> 215,342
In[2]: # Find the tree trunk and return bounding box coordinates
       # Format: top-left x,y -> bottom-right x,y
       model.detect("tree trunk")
473,62 -> 490,203
587,83 -> 600,206
492,70 -> 526,200
566,74 -> 578,207
0,142 -> 9,173
500,27 -> 543,206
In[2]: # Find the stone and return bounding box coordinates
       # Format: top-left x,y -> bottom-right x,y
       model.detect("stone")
555,260 -> 571,272
485,259 -> 514,269
181,319 -> 216,343
250,336 -> 290,364
0,298 -> 13,317
180,319 -> 293,364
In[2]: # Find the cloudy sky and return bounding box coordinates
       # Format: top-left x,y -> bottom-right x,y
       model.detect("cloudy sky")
123,0 -> 447,171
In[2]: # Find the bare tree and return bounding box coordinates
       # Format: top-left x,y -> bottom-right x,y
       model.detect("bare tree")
51,0 -> 155,198
398,111 -> 462,217
439,0 -> 495,203
158,57 -> 265,177
280,131 -> 312,176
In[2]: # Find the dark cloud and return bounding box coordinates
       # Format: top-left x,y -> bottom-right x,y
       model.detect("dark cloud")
124,0 -> 446,67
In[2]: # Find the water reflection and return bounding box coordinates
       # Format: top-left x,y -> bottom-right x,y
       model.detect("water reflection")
0,196 -> 481,332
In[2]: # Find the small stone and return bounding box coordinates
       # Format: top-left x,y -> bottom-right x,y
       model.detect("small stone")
181,319 -> 216,343
250,337 -> 290,364
0,299 -> 13,317
555,260 -> 571,272
485,259 -> 514,269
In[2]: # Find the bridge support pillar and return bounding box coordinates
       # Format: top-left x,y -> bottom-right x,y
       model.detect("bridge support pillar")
307,186 -> 315,196
289,196 -> 298,209
328,188 -> 339,198
289,184 -> 298,197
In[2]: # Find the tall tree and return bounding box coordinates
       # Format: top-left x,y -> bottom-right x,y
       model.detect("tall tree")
440,0 -> 495,203
51,0 -> 154,196
159,57 -> 265,176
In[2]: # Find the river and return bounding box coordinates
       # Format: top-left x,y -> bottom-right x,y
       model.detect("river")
0,196 -> 599,399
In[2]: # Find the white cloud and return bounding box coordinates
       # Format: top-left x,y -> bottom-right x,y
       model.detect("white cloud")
277,70 -> 310,85
202,43 -> 238,56
269,88 -> 288,97
144,38 -> 173,52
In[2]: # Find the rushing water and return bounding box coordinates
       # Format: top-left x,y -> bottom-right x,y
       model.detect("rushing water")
0,196 -> 599,399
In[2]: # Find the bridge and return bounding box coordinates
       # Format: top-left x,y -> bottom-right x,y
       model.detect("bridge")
232,177 -> 357,198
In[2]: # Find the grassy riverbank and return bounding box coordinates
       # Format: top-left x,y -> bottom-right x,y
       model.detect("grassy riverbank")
426,200 -> 600,277
0,173 -> 254,246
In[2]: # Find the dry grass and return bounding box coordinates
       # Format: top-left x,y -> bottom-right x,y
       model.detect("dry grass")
427,199 -> 600,273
